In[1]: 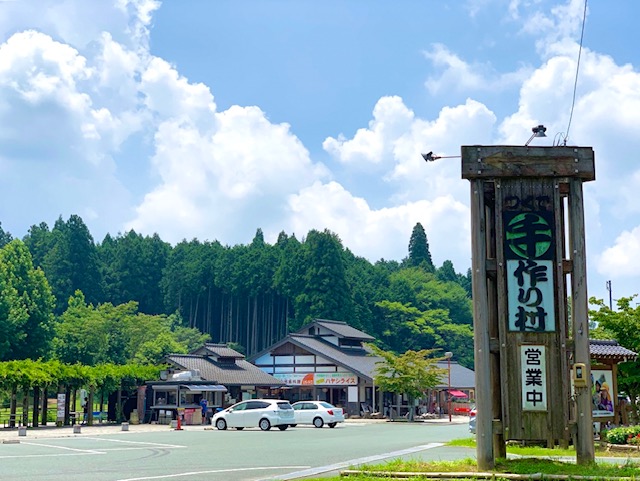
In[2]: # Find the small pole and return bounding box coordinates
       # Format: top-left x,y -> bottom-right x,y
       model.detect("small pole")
445,352 -> 453,422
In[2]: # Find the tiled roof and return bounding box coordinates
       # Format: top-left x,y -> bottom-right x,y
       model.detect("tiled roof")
434,361 -> 476,390
286,334 -> 380,380
198,343 -> 245,359
168,355 -> 284,387
590,340 -> 637,361
280,335 -> 476,389
309,319 -> 375,340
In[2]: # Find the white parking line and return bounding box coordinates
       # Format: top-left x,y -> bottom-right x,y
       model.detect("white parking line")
0,452 -> 105,459
82,437 -> 186,449
0,438 -> 186,459
263,442 -> 445,480
15,441 -> 104,454
116,466 -> 310,481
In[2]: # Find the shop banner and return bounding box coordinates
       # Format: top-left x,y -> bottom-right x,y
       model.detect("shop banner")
273,372 -> 357,386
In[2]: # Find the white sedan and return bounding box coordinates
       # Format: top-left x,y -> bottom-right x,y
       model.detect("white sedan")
291,401 -> 345,428
212,399 -> 294,431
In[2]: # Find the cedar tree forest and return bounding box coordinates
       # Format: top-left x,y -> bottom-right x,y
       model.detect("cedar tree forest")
0,215 -> 475,368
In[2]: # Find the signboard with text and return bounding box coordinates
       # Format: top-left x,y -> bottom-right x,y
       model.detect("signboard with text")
521,345 -> 547,411
505,210 -> 556,332
56,393 -> 66,423
498,178 -> 566,441
273,372 -> 357,386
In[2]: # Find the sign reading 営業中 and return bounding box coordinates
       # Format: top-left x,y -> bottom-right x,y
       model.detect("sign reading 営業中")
273,372 -> 358,386
521,345 -> 547,411
504,211 -> 556,332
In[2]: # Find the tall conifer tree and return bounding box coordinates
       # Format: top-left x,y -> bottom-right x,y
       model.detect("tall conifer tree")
407,223 -> 434,271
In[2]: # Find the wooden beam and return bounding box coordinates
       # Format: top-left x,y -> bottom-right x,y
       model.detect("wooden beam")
461,146 -> 595,181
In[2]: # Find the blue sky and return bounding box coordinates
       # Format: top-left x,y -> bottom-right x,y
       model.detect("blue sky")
0,0 -> 638,306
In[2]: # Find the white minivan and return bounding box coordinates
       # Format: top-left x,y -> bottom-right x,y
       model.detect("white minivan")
212,399 -> 294,431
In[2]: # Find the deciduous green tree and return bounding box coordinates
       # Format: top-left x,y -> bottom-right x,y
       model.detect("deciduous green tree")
369,344 -> 446,421
0,222 -> 13,248
0,240 -> 55,360
54,294 -> 208,366
376,268 -> 474,367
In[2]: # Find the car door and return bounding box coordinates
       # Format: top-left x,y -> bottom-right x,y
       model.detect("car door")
292,402 -> 304,423
226,401 -> 247,428
301,402 -> 315,424
244,401 -> 268,427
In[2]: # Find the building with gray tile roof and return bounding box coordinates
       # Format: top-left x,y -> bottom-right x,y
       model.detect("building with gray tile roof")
250,318 -> 475,417
166,354 -> 284,387
145,344 -> 286,425
192,343 -> 246,359
589,339 -> 637,361
301,319 -> 376,341
435,361 -> 476,390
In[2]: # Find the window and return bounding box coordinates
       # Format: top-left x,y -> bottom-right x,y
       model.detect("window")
276,402 -> 293,410
339,338 -> 362,348
232,402 -> 247,411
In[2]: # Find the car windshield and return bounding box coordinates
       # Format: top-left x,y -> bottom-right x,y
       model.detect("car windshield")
319,402 -> 334,409
276,402 -> 292,410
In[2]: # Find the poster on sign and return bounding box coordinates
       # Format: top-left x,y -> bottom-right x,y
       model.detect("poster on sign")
591,370 -> 614,418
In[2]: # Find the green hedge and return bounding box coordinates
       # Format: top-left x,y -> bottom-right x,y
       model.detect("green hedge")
604,425 -> 640,444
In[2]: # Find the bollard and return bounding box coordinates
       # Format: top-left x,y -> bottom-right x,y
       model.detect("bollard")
73,425 -> 82,434
121,422 -> 129,431
18,427 -> 27,437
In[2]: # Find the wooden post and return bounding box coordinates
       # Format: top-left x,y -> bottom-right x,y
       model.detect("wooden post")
470,178 -> 494,470
461,145 -> 595,467
569,178 -> 595,464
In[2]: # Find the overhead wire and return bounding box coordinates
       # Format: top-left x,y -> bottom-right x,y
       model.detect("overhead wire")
562,0 -> 588,146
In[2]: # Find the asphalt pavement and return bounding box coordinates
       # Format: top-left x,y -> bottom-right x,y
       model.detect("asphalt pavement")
0,414 -> 471,441
0,415 -> 473,481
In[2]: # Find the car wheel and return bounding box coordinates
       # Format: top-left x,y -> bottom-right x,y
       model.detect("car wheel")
313,417 -> 324,428
259,418 -> 271,431
289,424 -> 297,427
235,427 -> 244,430
215,418 -> 227,430
278,425 -> 288,431
328,422 -> 337,428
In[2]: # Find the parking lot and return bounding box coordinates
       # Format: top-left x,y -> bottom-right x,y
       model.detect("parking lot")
0,418 -> 473,481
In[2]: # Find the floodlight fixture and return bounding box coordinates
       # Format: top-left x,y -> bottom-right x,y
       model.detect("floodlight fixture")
525,124 -> 547,146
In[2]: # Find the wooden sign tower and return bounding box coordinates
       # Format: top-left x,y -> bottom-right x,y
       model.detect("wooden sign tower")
461,145 -> 595,469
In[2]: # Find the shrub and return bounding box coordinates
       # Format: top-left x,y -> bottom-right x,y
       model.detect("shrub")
605,426 -> 640,444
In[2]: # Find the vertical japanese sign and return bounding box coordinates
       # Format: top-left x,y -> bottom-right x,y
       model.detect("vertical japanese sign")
504,210 -> 556,332
521,345 -> 547,411
57,393 -> 66,423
